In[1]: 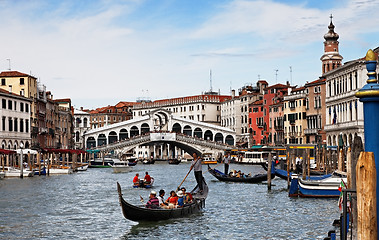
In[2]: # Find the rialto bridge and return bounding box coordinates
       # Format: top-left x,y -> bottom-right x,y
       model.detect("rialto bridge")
83,109 -> 236,159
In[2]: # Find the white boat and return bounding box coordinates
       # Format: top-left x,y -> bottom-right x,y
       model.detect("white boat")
0,171 -> 5,178
1,166 -> 34,177
108,159 -> 131,173
76,163 -> 89,171
47,165 -> 74,174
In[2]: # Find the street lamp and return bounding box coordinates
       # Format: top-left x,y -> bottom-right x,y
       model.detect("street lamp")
19,142 -> 24,178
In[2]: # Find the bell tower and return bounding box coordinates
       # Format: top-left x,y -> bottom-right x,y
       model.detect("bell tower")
321,15 -> 343,74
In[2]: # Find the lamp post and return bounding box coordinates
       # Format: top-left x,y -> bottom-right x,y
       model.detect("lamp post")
19,142 -> 24,178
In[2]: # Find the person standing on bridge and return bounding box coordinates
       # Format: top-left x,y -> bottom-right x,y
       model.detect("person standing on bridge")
190,152 -> 203,193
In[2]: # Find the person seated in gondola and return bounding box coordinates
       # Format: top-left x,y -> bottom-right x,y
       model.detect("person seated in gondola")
144,172 -> 151,185
180,187 -> 193,204
176,191 -> 184,208
146,191 -> 160,209
157,189 -> 170,209
165,190 -> 178,209
133,173 -> 140,186
236,170 -> 242,178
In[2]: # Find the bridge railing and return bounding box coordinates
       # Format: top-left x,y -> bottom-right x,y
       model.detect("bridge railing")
176,134 -> 230,150
90,132 -> 231,151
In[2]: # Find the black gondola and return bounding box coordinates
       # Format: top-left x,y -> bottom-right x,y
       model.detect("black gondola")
208,165 -> 275,183
168,159 -> 181,165
117,178 -> 208,222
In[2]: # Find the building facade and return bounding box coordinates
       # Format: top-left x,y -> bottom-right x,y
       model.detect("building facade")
283,87 -> 307,144
304,78 -> 326,145
0,89 -> 32,149
132,94 -> 231,125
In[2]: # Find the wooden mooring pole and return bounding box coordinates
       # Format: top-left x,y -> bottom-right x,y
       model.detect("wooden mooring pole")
356,152 -> 377,240
267,152 -> 272,191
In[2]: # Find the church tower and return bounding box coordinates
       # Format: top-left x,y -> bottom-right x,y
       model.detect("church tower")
321,15 -> 343,74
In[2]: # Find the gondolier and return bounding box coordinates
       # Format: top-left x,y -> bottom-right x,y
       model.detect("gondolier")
224,153 -> 231,175
190,152 -> 203,193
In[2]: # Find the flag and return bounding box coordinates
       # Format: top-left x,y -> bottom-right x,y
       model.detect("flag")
338,179 -> 347,211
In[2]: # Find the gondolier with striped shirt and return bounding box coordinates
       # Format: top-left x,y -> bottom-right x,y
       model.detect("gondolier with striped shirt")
190,152 -> 203,193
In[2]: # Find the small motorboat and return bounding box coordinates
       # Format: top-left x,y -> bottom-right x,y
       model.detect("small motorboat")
133,178 -> 155,188
108,159 -> 132,173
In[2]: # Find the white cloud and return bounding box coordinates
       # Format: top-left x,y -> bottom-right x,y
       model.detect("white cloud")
0,0 -> 378,109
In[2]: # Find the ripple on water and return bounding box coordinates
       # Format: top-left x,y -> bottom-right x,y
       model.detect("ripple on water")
0,163 -> 339,240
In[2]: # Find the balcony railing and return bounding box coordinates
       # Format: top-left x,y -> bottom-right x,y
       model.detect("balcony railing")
304,128 -> 318,135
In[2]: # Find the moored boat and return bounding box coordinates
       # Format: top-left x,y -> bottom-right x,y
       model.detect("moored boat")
76,163 -> 89,171
208,165 -> 275,183
47,165 -> 74,174
117,178 -> 208,222
2,166 -> 34,177
289,171 -> 347,198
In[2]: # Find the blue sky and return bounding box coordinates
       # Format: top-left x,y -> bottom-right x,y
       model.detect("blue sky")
0,0 -> 378,109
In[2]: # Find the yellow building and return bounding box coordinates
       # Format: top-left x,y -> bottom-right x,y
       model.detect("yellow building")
283,87 -> 307,144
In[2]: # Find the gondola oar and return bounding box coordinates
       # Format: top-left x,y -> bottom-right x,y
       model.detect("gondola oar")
177,168 -> 192,191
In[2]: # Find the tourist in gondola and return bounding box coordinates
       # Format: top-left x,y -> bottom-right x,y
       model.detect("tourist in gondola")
157,189 -> 169,209
133,173 -> 140,186
190,152 -> 203,193
165,190 -> 178,208
146,191 -> 159,209
176,191 -> 184,208
224,153 -> 231,175
180,187 -> 193,204
144,172 -> 151,185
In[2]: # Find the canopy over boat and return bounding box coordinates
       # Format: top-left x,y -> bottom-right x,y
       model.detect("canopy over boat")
117,178 -> 208,222
208,165 -> 274,183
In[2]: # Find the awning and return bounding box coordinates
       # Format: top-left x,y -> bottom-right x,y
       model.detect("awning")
0,149 -> 16,154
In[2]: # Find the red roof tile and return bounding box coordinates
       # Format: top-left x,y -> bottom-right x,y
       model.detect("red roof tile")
0,71 -> 34,78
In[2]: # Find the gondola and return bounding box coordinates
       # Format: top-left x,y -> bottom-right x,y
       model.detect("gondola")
168,158 -> 181,165
208,165 -> 275,183
117,178 -> 208,222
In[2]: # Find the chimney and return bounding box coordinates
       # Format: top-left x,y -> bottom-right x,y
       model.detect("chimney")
80,107 -> 83,111
232,90 -> 235,98
8,85 -> 12,93
286,81 -> 290,86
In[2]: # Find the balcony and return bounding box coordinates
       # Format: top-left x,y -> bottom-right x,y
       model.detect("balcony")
304,128 -> 318,135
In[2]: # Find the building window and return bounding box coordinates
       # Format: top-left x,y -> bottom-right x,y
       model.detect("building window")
14,118 -> 18,132
2,117 -> 5,131
20,78 -> 25,85
26,119 -> 29,133
25,103 -> 29,112
8,100 -> 12,110
20,102 -> 24,112
2,99 -> 6,109
8,118 -> 13,131
20,119 -> 24,132
1,79 -> 5,86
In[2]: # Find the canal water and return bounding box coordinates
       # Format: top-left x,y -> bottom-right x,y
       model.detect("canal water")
0,162 -> 340,240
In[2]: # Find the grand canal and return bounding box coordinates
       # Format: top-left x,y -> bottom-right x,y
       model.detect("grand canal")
0,162 -> 340,240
